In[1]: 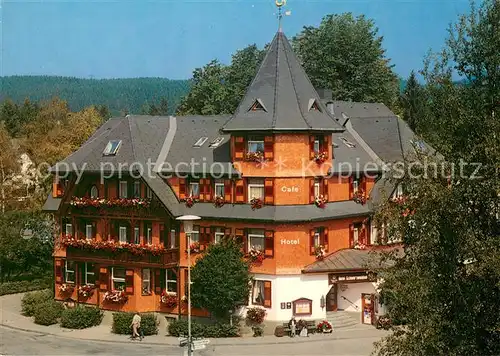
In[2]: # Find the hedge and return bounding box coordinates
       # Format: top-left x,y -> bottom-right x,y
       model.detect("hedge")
112,312 -> 158,336
168,319 -> 239,338
33,300 -> 64,326
0,277 -> 53,296
60,306 -> 103,329
21,289 -> 53,316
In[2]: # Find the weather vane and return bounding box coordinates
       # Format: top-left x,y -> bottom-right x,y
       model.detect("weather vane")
275,0 -> 290,31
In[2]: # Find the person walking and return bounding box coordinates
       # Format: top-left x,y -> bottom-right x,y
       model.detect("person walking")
130,313 -> 143,341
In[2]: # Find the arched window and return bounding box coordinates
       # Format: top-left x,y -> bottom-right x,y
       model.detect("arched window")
90,185 -> 99,199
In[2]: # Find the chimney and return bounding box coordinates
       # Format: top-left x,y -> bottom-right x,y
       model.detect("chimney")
316,88 -> 333,100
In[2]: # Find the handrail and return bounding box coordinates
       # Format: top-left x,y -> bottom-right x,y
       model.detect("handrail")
340,296 -> 359,310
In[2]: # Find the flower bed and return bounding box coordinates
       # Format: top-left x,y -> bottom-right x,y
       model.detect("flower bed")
314,195 -> 327,208
70,197 -> 151,209
103,289 -> 128,304
78,284 -> 95,298
60,235 -> 166,256
213,195 -> 225,208
246,248 -> 265,264
250,197 -> 263,210
313,151 -> 328,164
316,320 -> 333,333
353,190 -> 367,205
160,291 -> 177,308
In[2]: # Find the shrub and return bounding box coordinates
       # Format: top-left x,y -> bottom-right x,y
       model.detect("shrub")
246,307 -> 266,324
60,306 -> 103,329
0,277 -> 53,296
33,300 -> 63,326
252,325 -> 264,337
167,319 -> 239,338
112,312 -> 158,335
21,289 -> 53,316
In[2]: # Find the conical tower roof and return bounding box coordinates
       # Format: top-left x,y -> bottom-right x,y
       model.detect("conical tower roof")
222,31 -> 344,132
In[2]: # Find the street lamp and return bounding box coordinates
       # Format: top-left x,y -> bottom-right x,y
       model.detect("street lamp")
176,215 -> 201,356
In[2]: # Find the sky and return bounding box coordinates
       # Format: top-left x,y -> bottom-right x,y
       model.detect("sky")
1,0 -> 472,80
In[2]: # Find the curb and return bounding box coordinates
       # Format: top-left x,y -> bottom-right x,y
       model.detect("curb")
1,323 -> 387,347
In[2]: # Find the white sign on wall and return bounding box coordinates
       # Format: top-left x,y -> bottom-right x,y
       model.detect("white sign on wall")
280,239 -> 300,245
281,186 -> 299,193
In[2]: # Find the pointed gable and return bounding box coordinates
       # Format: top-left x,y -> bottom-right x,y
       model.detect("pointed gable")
222,32 -> 344,132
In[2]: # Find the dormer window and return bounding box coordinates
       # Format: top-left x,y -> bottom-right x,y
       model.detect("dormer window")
103,140 -> 122,156
308,99 -> 321,112
90,185 -> 98,199
208,137 -> 224,148
249,99 -> 267,112
340,137 -> 355,148
248,136 -> 264,154
189,181 -> 200,198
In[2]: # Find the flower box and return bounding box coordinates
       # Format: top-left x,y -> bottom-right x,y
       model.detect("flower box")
103,289 -> 128,304
250,197 -> 263,210
160,291 -> 177,308
70,197 -> 151,209
313,151 -> 328,164
213,195 -> 225,208
187,242 -> 200,254
78,284 -> 95,298
185,196 -> 198,208
246,248 -> 265,264
314,195 -> 327,209
354,242 -> 367,250
60,236 -> 166,256
245,151 -> 264,162
353,190 -> 367,205
58,283 -> 75,294
314,245 -> 326,260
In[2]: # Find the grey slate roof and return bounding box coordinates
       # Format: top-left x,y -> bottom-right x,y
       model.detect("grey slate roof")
42,193 -> 61,212
331,129 -> 380,174
223,32 -> 344,132
303,248 -> 396,273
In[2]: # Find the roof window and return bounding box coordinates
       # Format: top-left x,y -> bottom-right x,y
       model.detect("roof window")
249,99 -> 267,112
339,137 -> 356,148
208,137 -> 225,148
193,137 -> 208,147
308,99 -> 322,112
103,140 -> 122,156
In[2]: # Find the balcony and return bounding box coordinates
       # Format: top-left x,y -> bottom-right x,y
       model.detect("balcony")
68,197 -> 163,217
61,236 -> 178,266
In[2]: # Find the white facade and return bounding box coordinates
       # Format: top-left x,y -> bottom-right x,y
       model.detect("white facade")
337,281 -> 386,317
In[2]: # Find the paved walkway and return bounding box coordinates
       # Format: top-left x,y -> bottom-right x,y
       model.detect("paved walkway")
0,293 -> 388,347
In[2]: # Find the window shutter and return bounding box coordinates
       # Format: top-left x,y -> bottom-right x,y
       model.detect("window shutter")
322,179 -> 329,201
264,178 -> 274,205
264,230 -> 274,257
235,228 -> 244,250
263,281 -> 272,308
322,227 -> 329,252
235,179 -> 246,203
349,177 -> 354,199
234,136 -> 245,161
365,222 -> 371,245
99,267 -> 109,291
224,227 -> 232,238
92,222 -> 97,239
349,224 -> 354,248
201,227 -> 210,250
160,269 -> 166,290
264,136 -> 274,160
154,269 -> 162,293
204,179 -> 212,202
125,269 -> 134,295
309,136 -> 315,159
323,135 -> 330,158
179,178 -> 186,200
309,178 -> 315,203
224,180 -> 232,203
159,223 -> 166,247
361,175 -> 367,193
55,259 -> 63,284
112,222 -> 119,243
127,224 -> 133,244
199,179 -> 206,201
309,229 -> 316,255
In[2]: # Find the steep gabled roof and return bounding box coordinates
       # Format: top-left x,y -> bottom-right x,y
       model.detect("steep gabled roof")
222,32 -> 344,132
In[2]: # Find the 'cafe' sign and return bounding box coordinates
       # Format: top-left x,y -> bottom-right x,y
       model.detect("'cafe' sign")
281,186 -> 299,193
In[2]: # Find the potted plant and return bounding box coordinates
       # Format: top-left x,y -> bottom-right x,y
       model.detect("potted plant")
247,247 -> 265,264
78,284 -> 95,298
185,195 -> 197,208
314,195 -> 327,208
316,320 -> 333,333
58,283 -> 75,295
213,195 -> 225,208
313,151 -> 328,164
354,241 -> 367,250
160,290 -> 177,308
314,245 -> 326,260
250,197 -> 263,210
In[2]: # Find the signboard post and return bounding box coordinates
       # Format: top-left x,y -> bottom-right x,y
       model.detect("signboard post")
181,338 -> 210,355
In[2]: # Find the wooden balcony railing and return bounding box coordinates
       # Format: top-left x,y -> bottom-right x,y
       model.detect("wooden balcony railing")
68,197 -> 163,217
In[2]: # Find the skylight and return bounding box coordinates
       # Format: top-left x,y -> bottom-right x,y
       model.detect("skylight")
193,137 -> 208,147
332,142 -> 339,148
339,137 -> 356,148
103,140 -> 122,156
208,137 -> 225,148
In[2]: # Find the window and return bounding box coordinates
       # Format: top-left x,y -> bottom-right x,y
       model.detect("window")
314,178 -> 321,197
340,137 -> 355,148
252,280 -> 265,305
248,228 -> 265,252
85,224 -> 93,240
214,180 -> 224,198
209,137 -> 225,148
142,269 -> 151,295
119,226 -> 127,243
166,269 -> 177,294
146,186 -> 153,199
189,181 -> 200,198
65,260 -> 75,283
250,99 -> 266,111
313,137 -> 320,153
65,223 -> 72,237
193,137 -> 208,147
134,227 -> 140,244
103,140 -> 122,156
119,181 -> 128,198
145,223 -> 152,245
248,178 -> 264,202
84,263 -> 95,285
314,228 -> 321,247
170,229 -> 177,249
189,225 -> 200,243
353,223 -> 362,244
111,267 -> 126,291
247,136 -> 264,153
353,178 -> 359,193
214,227 -> 224,244
90,185 -> 98,199
133,181 -> 141,198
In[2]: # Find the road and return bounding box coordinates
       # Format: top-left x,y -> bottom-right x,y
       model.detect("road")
0,326 -> 382,356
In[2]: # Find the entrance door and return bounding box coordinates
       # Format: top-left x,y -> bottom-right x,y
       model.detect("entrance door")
361,293 -> 375,325
326,284 -> 337,311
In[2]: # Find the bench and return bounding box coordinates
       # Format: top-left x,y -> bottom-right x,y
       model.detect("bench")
282,320 -> 316,336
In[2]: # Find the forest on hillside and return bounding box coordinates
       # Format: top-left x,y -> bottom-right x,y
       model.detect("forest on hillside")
0,76 -> 191,116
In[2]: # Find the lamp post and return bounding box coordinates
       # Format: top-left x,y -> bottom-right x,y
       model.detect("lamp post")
176,215 -> 201,356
